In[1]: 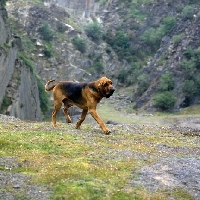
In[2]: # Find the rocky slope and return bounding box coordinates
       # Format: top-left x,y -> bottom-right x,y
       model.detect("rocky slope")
0,2 -> 41,120
1,0 -> 200,120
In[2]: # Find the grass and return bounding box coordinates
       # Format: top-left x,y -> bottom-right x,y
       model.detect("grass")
0,109 -> 198,200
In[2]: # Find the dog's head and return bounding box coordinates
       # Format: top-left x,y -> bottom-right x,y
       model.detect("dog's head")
97,77 -> 115,98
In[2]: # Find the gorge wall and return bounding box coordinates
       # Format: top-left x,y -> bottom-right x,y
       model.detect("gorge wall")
0,2 -> 42,120
1,0 -> 200,119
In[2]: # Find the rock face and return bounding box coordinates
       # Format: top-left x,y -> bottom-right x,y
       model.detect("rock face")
0,3 -> 42,120
6,61 -> 42,120
6,1 -> 123,84
133,0 -> 200,111
0,0 -> 200,119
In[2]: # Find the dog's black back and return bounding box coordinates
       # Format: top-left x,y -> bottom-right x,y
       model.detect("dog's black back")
60,82 -> 88,103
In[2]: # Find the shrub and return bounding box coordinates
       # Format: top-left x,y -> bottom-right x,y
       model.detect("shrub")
137,74 -> 149,95
21,36 -> 36,55
140,27 -> 158,46
72,36 -> 87,53
183,47 -> 193,59
113,30 -> 130,50
182,79 -> 198,97
118,69 -> 127,83
173,34 -> 183,45
38,21 -> 54,41
103,30 -> 114,46
154,91 -> 176,110
181,59 -> 196,80
93,61 -> 104,72
159,71 -> 174,91
57,22 -> 66,33
35,75 -> 49,113
181,5 -> 194,20
183,48 -> 200,68
85,21 -> 102,41
141,17 -> 176,49
43,42 -> 54,58
162,17 -> 176,32
181,48 -> 200,80
43,47 -> 52,58
18,53 -> 34,73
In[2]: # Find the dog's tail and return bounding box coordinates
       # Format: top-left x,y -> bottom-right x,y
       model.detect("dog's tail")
45,80 -> 56,91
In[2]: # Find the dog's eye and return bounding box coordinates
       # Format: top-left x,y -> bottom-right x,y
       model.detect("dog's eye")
104,83 -> 108,87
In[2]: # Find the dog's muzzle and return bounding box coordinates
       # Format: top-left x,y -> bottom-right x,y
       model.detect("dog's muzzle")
106,88 -> 115,98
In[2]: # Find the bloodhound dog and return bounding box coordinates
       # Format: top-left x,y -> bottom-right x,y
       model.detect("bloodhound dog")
45,77 -> 115,134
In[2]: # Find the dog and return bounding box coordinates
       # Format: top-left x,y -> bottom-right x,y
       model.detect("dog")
45,77 -> 115,134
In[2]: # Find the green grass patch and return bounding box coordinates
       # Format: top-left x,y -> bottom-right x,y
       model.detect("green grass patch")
0,112 -> 199,199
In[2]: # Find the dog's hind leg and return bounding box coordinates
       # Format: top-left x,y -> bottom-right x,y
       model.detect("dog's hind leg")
62,99 -> 72,123
52,100 -> 62,127
76,108 -> 88,129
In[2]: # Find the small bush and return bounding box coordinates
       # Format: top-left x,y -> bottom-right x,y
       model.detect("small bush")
181,48 -> 200,80
181,58 -> 197,79
182,79 -> 198,97
137,74 -> 149,95
140,27 -> 160,48
35,75 -> 49,113
72,36 -> 87,53
173,34 -> 183,45
38,21 -> 54,41
159,71 -> 174,91
118,69 -> 127,83
93,61 -> 104,72
113,30 -> 130,50
183,47 -> 194,59
85,21 -> 102,41
162,17 -> 176,32
18,53 -> 34,73
43,42 -> 54,58
154,91 -> 176,110
141,17 -> 176,48
181,5 -> 194,20
43,47 -> 52,58
57,22 -> 66,33
0,96 -> 10,110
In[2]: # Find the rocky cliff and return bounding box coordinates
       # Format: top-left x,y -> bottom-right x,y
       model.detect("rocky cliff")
0,2 -> 42,120
2,0 -> 200,117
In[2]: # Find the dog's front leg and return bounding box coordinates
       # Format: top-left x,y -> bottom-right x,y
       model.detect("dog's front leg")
76,108 -> 88,129
88,107 -> 111,134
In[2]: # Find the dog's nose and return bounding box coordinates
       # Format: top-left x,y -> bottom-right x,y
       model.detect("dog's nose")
111,88 -> 115,92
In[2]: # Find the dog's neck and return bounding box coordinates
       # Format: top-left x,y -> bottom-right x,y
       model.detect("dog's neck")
89,82 -> 105,99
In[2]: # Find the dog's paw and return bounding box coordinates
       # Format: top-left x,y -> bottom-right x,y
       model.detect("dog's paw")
75,125 -> 81,129
104,129 -> 111,135
52,123 -> 58,127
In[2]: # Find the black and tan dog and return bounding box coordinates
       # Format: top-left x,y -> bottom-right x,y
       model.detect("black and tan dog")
45,77 -> 115,134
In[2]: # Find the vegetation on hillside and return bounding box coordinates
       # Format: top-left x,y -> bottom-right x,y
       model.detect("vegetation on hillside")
4,0 -> 200,114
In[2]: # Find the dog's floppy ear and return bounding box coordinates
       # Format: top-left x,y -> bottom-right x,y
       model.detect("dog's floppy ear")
97,77 -> 108,96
